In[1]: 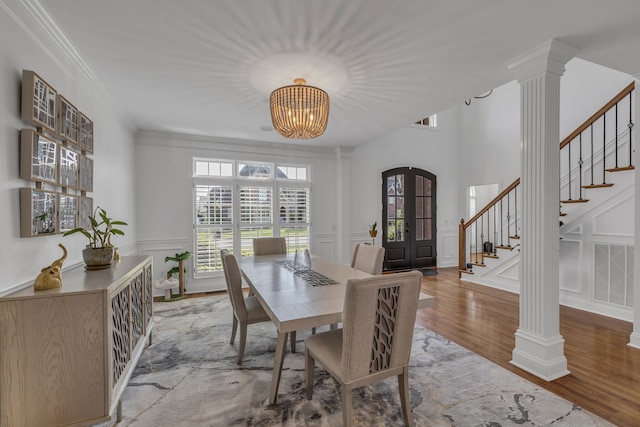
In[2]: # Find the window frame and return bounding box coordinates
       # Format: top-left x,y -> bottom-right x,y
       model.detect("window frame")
192,158 -> 311,279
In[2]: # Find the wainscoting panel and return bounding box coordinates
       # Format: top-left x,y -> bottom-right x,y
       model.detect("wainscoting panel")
137,239 -> 193,295
559,240 -> 581,293
314,233 -> 337,260
594,242 -> 634,308
593,195 -> 634,237
440,231 -> 458,268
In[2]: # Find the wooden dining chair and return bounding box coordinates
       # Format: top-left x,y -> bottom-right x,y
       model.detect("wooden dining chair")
350,243 -> 385,275
253,237 -> 287,255
304,270 -> 422,426
220,249 -> 273,364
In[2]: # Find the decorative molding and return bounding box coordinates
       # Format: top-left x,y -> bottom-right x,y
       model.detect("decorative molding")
3,0 -> 135,132
1,0 -> 69,73
136,130 -> 336,160
20,0 -> 104,89
629,332 -> 640,349
564,224 -> 583,236
592,193 -> 634,237
505,38 -> 577,81
559,240 -> 581,293
561,292 -> 633,323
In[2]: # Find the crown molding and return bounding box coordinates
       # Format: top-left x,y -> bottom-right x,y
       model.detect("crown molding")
3,0 -> 136,133
135,129 -> 341,160
16,0 -> 106,91
505,38 -> 578,82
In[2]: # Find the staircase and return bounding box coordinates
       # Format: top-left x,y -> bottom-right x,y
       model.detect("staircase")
458,82 -> 635,296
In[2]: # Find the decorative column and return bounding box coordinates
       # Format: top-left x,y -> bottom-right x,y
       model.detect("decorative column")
505,39 -> 576,380
629,74 -> 640,349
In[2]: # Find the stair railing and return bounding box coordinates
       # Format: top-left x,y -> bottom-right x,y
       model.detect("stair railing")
459,81 -> 634,277
459,178 -> 520,274
560,81 -> 634,204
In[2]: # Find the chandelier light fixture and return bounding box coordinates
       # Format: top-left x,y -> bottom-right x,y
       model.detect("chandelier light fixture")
270,78 -> 329,139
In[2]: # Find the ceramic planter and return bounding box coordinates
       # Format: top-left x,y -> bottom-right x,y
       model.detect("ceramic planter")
82,246 -> 114,270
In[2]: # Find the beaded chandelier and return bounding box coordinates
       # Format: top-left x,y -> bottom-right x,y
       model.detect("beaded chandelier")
269,78 -> 329,139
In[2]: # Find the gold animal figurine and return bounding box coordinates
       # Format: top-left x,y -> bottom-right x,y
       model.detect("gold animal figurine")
107,235 -> 121,260
34,244 -> 67,291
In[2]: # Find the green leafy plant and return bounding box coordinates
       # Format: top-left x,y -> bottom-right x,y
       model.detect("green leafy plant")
164,251 -> 192,296
164,251 -> 192,278
369,222 -> 377,232
63,206 -> 127,248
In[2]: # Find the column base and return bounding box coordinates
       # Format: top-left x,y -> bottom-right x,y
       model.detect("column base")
510,329 -> 570,381
628,331 -> 640,349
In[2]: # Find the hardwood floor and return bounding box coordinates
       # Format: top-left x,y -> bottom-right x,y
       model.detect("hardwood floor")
417,267 -> 640,426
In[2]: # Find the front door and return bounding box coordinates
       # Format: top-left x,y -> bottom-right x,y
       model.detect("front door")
382,167 -> 437,271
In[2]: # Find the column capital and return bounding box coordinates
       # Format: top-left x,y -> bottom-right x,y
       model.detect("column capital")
505,39 -> 578,82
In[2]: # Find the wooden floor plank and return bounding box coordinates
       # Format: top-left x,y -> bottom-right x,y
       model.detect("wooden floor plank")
416,267 -> 640,426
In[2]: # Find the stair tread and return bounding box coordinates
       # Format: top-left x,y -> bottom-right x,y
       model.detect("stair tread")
606,165 -> 634,172
471,262 -> 486,267
460,269 -> 474,275
582,183 -> 614,189
483,254 -> 499,259
509,235 -> 520,240
560,212 -> 567,216
495,245 -> 511,250
561,199 -> 589,204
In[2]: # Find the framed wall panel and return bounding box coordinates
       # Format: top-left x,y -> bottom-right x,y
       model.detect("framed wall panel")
20,129 -> 58,184
21,70 -> 57,133
79,155 -> 93,192
79,196 -> 93,230
79,112 -> 94,153
59,145 -> 79,189
59,193 -> 79,233
20,188 -> 58,237
58,95 -> 79,144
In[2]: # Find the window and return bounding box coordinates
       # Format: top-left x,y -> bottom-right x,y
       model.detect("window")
194,160 -> 233,177
193,158 -> 311,278
413,114 -> 437,128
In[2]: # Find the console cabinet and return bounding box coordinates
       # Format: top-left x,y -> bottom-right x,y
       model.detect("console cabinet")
0,256 -> 153,427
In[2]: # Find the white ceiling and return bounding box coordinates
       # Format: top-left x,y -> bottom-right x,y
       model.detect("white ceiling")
41,0 -> 640,148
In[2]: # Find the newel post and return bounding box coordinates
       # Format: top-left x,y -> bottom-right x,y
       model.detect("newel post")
458,218 -> 466,278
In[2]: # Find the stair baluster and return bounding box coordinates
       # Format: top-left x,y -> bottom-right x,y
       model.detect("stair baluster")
590,124 -> 594,185
615,103 -> 619,170
578,133 -> 584,195
602,112 -> 607,183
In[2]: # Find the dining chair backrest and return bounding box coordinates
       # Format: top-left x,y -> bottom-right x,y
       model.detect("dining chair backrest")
253,237 -> 287,255
220,249 -> 248,320
341,270 -> 422,383
350,243 -> 385,275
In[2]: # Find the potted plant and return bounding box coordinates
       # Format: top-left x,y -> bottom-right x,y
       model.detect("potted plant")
164,251 -> 191,296
63,206 -> 127,269
369,222 -> 378,238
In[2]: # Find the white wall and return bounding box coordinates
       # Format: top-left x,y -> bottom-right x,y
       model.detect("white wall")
0,2 -> 137,294
134,131 -> 341,293
349,106 -> 461,268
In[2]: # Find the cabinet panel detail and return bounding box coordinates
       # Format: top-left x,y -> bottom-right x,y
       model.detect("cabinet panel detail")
111,286 -> 130,386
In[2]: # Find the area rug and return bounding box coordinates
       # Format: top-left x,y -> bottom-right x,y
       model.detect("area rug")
96,295 -> 613,427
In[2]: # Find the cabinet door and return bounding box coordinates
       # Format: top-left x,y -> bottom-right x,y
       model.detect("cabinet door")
111,286 -> 130,388
144,263 -> 153,333
130,272 -> 144,347
1,294 -> 106,427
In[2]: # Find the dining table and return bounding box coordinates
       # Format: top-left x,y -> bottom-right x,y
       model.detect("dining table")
238,253 -> 436,404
